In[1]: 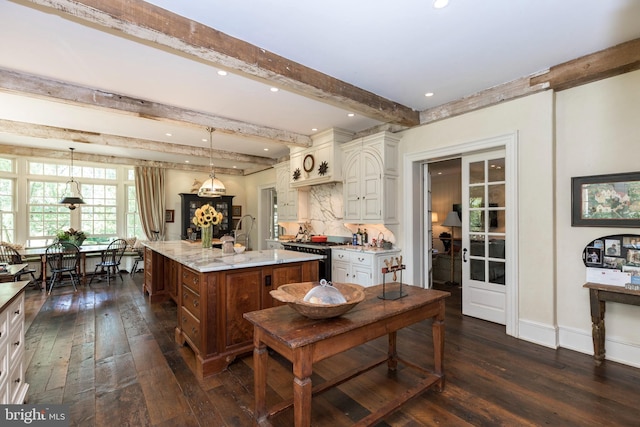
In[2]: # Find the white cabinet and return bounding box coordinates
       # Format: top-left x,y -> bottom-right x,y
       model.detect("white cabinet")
0,283 -> 29,404
290,128 -> 354,188
275,161 -> 309,222
332,248 -> 401,287
342,131 -> 401,224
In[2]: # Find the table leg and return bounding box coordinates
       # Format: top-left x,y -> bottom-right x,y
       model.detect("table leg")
40,255 -> 47,289
253,335 -> 268,424
387,331 -> 398,371
432,299 -> 446,391
292,347 -> 313,427
588,289 -> 606,366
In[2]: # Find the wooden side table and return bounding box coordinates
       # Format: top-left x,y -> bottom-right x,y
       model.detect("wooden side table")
244,283 -> 450,426
583,282 -> 640,365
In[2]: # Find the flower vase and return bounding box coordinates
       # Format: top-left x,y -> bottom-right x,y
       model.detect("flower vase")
201,226 -> 213,248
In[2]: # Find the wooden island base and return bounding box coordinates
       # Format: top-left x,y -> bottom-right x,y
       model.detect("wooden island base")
245,283 -> 450,427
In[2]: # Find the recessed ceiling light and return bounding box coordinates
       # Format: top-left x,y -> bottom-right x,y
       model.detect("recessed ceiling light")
433,0 -> 449,9
165,133 -> 172,137
185,160 -> 190,163
425,92 -> 434,97
264,148 -> 269,151
311,128 -> 318,132
217,70 -> 227,76
202,138 -> 207,142
270,87 -> 279,92
347,113 -> 355,117
233,165 -> 237,169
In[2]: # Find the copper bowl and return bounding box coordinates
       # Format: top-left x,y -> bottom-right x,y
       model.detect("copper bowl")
270,282 -> 365,319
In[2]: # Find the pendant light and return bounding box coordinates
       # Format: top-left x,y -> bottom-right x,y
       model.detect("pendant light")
198,127 -> 226,197
59,147 -> 85,210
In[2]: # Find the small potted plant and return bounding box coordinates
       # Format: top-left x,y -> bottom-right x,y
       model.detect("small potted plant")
56,228 -> 87,246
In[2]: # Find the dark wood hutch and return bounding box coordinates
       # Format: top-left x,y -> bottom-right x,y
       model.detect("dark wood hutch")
179,193 -> 235,239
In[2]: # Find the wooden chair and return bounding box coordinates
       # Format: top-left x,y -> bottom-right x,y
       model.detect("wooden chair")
45,242 -> 81,294
89,239 -> 127,285
131,248 -> 144,275
0,243 -> 39,289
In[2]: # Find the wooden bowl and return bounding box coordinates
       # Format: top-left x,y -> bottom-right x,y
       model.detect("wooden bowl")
270,282 -> 365,319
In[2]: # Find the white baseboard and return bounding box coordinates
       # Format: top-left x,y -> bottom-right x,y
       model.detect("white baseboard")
519,320 -> 640,369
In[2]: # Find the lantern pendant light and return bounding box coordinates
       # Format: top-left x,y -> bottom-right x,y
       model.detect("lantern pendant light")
59,147 -> 86,210
198,127 -> 226,197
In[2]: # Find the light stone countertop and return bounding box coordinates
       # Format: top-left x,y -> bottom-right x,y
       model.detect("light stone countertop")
142,240 -> 324,273
332,245 -> 400,254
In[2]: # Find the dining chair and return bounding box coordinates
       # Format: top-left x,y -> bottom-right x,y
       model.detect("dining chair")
45,241 -> 81,294
0,243 -> 40,289
131,248 -> 144,275
89,239 -> 127,285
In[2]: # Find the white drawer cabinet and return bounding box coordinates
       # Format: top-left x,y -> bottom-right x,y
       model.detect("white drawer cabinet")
332,248 -> 401,287
0,282 -> 29,404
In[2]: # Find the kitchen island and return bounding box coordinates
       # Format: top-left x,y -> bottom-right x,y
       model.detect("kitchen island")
142,241 -> 322,378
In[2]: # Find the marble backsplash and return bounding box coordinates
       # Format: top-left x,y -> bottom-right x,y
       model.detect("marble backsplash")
280,182 -> 395,243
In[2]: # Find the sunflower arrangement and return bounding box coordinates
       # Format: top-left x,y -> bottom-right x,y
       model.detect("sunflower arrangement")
192,204 -> 223,229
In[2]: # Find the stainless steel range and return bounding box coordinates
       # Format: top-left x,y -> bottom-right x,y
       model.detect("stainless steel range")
281,241 -> 344,281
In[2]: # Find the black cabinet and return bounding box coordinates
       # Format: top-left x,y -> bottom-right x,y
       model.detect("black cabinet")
179,193 -> 235,239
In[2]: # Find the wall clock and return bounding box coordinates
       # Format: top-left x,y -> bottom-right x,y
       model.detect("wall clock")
303,154 -> 315,173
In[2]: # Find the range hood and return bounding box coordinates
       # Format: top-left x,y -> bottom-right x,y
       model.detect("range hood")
289,128 -> 354,188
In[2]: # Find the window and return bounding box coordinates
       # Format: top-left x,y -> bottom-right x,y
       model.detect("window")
0,178 -> 15,242
81,183 -> 118,243
28,180 -> 71,242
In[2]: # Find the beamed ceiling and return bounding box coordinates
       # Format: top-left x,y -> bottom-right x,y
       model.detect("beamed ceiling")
0,0 -> 639,174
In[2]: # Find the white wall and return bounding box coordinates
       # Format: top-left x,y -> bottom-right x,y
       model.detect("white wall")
398,91 -> 557,344
555,70 -> 640,366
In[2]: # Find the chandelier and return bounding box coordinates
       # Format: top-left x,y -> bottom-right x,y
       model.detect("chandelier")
59,147 -> 85,210
198,127 -> 226,197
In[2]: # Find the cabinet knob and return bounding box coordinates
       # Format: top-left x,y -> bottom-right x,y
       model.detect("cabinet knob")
14,309 -> 20,315
193,299 -> 199,307
14,340 -> 20,347
191,327 -> 197,334
358,257 -> 364,262
14,377 -> 20,383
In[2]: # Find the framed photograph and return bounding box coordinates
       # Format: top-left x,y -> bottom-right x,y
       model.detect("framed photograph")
585,246 -> 602,266
571,172 -> 640,227
627,249 -> 640,265
232,205 -> 242,217
165,209 -> 175,223
604,239 -> 621,256
233,218 -> 241,231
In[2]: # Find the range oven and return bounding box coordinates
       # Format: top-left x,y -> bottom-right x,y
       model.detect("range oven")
281,242 -> 340,282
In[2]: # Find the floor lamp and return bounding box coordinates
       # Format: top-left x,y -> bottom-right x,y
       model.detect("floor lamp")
442,211 -> 462,286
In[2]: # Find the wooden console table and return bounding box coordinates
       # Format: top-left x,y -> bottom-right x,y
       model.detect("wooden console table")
244,283 -> 450,426
583,282 -> 640,366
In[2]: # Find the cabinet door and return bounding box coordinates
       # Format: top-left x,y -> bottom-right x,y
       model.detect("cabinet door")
352,264 -> 372,286
361,150 -> 383,220
332,260 -> 350,283
224,270 -> 262,347
343,154 -> 361,221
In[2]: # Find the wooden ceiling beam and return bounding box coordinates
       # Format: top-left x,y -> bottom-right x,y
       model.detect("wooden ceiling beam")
0,68 -> 311,148
530,38 -> 640,91
0,143 -> 244,175
0,119 -> 276,167
23,0 -> 418,127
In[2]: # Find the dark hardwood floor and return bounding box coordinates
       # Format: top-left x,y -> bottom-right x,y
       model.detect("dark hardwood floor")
23,275 -> 640,426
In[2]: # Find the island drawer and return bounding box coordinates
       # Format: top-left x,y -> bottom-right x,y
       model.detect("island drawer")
182,284 -> 201,320
180,307 -> 201,350
181,267 -> 201,294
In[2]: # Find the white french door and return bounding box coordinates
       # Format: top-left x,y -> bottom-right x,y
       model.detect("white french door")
461,150 -> 507,324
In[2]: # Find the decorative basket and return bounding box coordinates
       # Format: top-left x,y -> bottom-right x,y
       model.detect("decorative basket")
270,282 -> 365,319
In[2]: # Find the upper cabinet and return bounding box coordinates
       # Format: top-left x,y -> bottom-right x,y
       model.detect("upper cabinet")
342,131 -> 401,224
275,162 -> 309,222
290,128 -> 354,188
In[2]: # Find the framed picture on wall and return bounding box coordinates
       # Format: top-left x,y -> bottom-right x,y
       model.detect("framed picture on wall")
165,209 -> 175,223
232,205 -> 242,217
571,172 -> 640,227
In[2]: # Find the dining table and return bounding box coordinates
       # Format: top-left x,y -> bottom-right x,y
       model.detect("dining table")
0,263 -> 27,283
20,244 -> 110,289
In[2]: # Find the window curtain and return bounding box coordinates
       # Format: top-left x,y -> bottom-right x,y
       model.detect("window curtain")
134,166 -> 166,240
